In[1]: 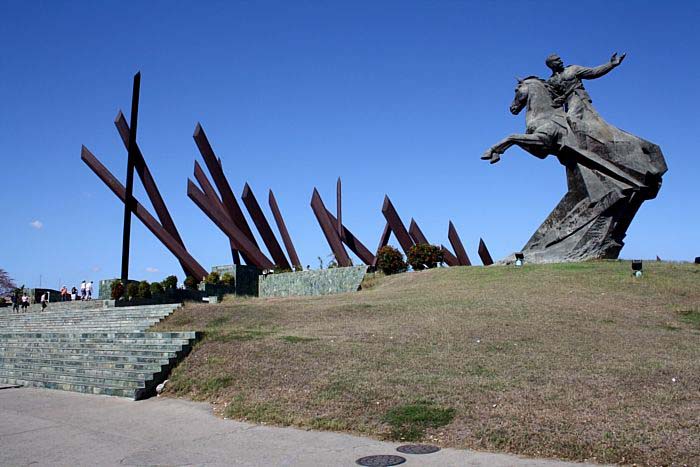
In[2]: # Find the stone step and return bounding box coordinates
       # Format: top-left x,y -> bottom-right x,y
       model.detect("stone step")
0,368 -> 148,389
0,347 -> 179,358
0,377 -> 142,398
0,332 -> 197,340
1,341 -> 187,351
0,312 -> 174,319
0,355 -> 167,371
0,351 -> 171,365
0,302 -> 196,399
0,362 -> 157,380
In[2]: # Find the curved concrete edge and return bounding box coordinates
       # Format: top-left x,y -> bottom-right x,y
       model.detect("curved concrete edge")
0,387 -> 606,467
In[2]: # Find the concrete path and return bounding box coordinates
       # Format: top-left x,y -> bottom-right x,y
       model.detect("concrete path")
0,387 -> 599,466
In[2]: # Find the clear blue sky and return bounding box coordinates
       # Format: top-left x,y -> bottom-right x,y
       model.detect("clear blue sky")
1,0 -> 698,289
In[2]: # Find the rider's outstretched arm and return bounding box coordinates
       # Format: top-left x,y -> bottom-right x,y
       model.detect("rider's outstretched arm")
573,62 -> 616,80
574,53 -> 625,80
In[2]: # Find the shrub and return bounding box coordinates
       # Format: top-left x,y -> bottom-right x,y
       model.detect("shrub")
111,281 -> 124,300
138,280 -> 151,299
184,276 -> 198,290
161,275 -> 177,291
126,282 -> 140,300
220,272 -> 235,288
0,297 -> 6,305
407,244 -> 444,271
150,281 -> 164,297
376,246 -> 407,275
205,271 -> 220,285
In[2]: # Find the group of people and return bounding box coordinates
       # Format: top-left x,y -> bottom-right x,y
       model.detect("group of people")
59,281 -> 93,301
10,293 -> 32,312
7,280 -> 95,313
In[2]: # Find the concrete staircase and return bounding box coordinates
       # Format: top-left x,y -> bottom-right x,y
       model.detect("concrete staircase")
0,302 -> 198,400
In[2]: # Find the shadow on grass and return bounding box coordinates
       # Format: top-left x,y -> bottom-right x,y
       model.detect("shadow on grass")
383,401 -> 455,441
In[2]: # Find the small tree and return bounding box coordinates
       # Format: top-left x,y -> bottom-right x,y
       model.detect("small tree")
126,282 -> 140,300
138,281 -> 151,299
184,276 -> 198,290
111,281 -> 125,300
205,271 -> 220,285
376,246 -> 407,275
220,272 -> 235,288
407,244 -> 444,271
150,281 -> 164,297
161,275 -> 177,291
0,269 -> 17,296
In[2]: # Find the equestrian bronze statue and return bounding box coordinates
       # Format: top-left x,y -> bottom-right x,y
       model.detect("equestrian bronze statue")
482,53 -> 667,263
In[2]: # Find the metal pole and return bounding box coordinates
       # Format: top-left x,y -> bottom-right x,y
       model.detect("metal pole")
120,72 -> 141,284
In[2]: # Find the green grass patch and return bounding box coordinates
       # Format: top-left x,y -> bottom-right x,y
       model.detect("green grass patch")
467,364 -> 495,377
280,335 -> 318,344
200,376 -> 233,395
205,356 -> 225,366
207,316 -> 231,328
678,309 -> 700,328
310,417 -> 350,431
383,401 -> 455,441
206,328 -> 273,342
169,315 -> 194,326
225,395 -> 294,425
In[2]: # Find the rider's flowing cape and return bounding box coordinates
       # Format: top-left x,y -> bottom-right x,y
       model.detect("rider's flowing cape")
522,89 -> 667,262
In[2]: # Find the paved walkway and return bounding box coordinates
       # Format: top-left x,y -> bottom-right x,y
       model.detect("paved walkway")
0,387 -> 600,466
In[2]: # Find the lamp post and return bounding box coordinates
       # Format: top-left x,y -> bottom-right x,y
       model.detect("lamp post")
632,260 -> 643,277
514,252 -> 524,267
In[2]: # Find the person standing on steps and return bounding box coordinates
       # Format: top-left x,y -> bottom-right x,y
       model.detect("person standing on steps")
86,281 -> 93,300
60,285 -> 68,301
80,280 -> 86,300
11,293 -> 19,313
71,286 -> 77,301
40,292 -> 48,311
20,293 -> 29,312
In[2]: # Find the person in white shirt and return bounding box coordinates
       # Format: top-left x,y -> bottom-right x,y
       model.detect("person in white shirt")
21,294 -> 29,312
40,293 -> 48,311
86,281 -> 93,300
80,281 -> 86,300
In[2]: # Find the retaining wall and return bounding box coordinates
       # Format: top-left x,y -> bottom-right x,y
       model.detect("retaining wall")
258,266 -> 368,298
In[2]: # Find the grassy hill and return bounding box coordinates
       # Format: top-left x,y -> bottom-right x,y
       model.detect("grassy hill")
154,261 -> 700,465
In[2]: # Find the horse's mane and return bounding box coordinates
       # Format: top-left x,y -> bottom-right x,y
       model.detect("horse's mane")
522,75 -> 546,83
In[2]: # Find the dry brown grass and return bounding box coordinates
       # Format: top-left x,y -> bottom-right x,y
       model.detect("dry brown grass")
154,261 -> 700,465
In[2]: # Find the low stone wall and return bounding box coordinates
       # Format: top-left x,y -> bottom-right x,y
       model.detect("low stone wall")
211,264 -> 261,296
259,266 -> 368,298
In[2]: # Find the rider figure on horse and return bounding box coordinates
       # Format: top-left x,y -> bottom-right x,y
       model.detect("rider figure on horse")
545,53 -> 626,121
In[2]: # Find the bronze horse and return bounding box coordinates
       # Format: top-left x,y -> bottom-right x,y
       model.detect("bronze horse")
482,77 -> 667,262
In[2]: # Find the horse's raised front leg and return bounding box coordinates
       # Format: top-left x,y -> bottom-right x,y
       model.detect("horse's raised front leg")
481,133 -> 548,164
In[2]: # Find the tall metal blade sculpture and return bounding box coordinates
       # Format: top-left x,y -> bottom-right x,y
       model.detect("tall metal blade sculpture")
241,183 -> 291,270
478,238 -> 494,266
114,111 -> 198,276
372,222 -> 392,268
336,177 -> 342,235
408,219 -> 430,245
193,161 -> 240,265
311,182 -> 375,266
268,190 -> 302,269
192,124 -> 260,264
187,179 -> 274,270
381,196 -> 414,255
325,209 -> 375,265
120,72 -> 140,284
441,245 -> 459,266
310,189 -> 352,267
448,221 -> 471,266
82,146 -> 208,280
